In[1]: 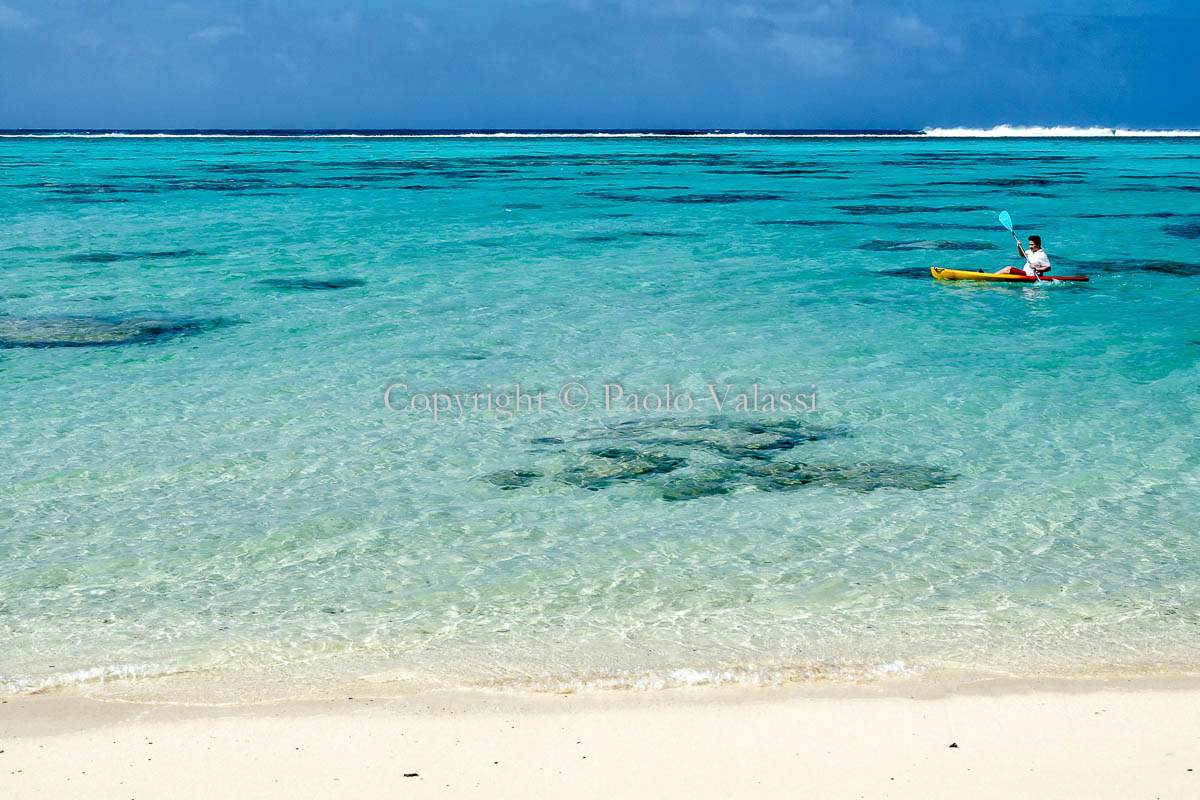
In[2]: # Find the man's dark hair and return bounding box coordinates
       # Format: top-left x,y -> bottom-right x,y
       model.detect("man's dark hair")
1029,235 -> 1042,247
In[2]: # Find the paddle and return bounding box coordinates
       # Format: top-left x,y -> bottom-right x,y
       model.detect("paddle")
999,210 -> 1042,283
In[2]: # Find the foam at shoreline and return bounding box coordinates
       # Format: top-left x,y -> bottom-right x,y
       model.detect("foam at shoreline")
1,659 -> 930,698
1,662 -> 176,695
10,655 -> 1200,706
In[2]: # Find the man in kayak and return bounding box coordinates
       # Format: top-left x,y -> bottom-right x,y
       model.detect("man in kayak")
996,235 -> 1050,276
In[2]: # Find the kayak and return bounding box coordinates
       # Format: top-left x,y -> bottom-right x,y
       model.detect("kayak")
931,267 -> 1090,283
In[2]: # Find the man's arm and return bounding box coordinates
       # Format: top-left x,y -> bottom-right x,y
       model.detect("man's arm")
1017,243 -> 1027,259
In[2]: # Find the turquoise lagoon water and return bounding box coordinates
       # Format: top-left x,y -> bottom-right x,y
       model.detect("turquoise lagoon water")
1,134 -> 1199,696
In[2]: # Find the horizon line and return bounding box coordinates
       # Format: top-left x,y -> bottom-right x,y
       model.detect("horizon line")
3,125 -> 1200,139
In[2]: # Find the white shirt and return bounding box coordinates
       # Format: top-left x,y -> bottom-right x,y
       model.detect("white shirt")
1023,248 -> 1050,275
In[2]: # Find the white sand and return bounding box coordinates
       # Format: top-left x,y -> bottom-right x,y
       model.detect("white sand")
3,678 -> 1199,799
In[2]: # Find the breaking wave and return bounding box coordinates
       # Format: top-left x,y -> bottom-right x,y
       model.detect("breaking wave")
923,125 -> 1200,137
468,661 -> 928,694
1,663 -> 177,694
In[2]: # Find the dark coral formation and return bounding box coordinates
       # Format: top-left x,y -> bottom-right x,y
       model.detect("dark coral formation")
1054,258 -> 1200,277
63,249 -> 205,263
484,470 -> 544,490
480,418 -> 953,501
1164,223 -> 1200,240
857,240 -> 1000,252
255,277 -> 367,290
556,451 -> 688,490
0,315 -> 229,348
872,268 -> 931,280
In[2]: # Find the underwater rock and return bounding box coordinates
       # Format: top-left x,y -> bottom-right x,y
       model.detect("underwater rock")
704,437 -> 801,460
835,204 -> 987,215
659,460 -> 955,501
484,419 -> 950,501
537,419 -> 849,463
555,450 -> 687,490
736,460 -> 956,493
576,231 -> 698,243
256,277 -> 367,290
583,190 -> 647,202
662,192 -> 784,204
873,268 -> 931,279
483,470 -> 543,490
0,315 -> 228,348
1072,212 -> 1182,219
756,219 -> 856,227
660,476 -> 736,502
1164,223 -> 1200,239
410,347 -> 493,361
63,249 -> 206,263
815,461 -> 956,492
67,252 -> 126,263
732,460 -> 819,491
726,419 -> 838,439
1054,258 -> 1200,277
890,222 -> 999,231
1142,260 -> 1200,277
857,240 -> 999,252
602,417 -> 846,440
588,447 -> 645,460
624,419 -> 843,459
930,177 -> 1084,187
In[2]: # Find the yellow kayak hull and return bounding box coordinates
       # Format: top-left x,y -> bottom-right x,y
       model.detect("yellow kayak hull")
930,267 -> 1089,283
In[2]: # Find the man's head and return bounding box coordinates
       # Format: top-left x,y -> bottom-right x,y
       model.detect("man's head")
1028,235 -> 1042,250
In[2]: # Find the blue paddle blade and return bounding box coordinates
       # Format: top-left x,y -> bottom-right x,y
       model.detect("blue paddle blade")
999,211 -> 1013,232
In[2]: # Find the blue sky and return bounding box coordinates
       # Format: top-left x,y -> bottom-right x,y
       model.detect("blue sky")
1,0 -> 1197,129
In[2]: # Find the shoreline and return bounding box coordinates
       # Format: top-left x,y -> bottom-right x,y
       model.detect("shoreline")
8,655 -> 1200,704
9,658 -> 1200,706
5,676 -> 1200,798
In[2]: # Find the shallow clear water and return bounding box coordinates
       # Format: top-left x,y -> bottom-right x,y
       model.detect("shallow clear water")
2,135 -> 1199,695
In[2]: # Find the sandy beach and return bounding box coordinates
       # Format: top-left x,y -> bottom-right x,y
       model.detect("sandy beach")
4,677 -> 1199,799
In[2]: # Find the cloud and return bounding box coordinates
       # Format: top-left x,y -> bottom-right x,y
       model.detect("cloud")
166,3 -> 204,20
767,31 -> 853,75
1,0 -> 1195,128
315,10 -> 358,37
402,12 -> 428,35
189,24 -> 245,45
727,0 -> 849,26
885,13 -> 963,54
889,13 -> 933,40
618,0 -> 849,24
0,5 -> 33,29
71,29 -> 103,48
